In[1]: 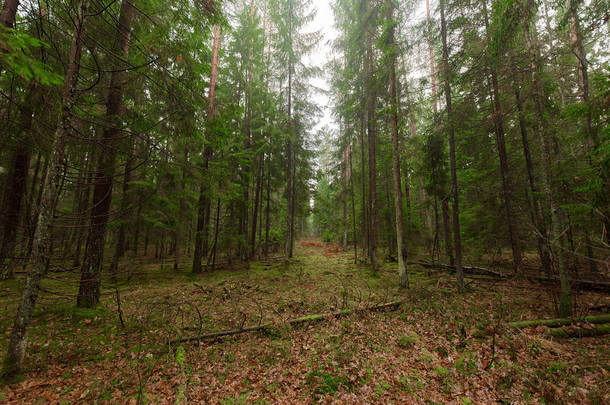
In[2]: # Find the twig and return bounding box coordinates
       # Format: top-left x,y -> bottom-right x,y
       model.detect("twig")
115,288 -> 125,328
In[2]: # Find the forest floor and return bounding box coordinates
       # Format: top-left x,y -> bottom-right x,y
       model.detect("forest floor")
1,240 -> 609,404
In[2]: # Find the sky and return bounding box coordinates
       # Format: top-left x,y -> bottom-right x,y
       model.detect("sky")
306,0 -> 338,135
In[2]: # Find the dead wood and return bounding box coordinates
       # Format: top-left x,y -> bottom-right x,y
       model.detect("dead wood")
549,323 -> 610,338
170,300 -> 403,344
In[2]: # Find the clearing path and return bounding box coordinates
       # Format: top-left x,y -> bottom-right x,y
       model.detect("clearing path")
1,240 -> 609,403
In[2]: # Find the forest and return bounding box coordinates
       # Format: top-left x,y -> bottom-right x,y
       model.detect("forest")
0,0 -> 608,403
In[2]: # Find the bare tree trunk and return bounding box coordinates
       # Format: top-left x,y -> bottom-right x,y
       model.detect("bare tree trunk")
384,165 -> 395,259
0,0 -> 18,28
290,153 -> 297,248
568,0 -> 609,244
22,152 -> 41,253
425,0 -> 438,114
523,19 -> 572,316
264,157 -> 271,258
285,2 -> 294,259
209,198 -> 221,270
342,127 -> 348,250
258,155 -> 264,253
359,110 -> 368,260
77,0 -> 134,308
481,0 -> 522,273
175,148 -> 188,270
26,157 -> 48,259
109,141 -> 134,279
348,139 -> 357,264
192,186 -> 206,274
250,154 -> 262,257
386,0 -> 407,286
2,0 -> 91,379
432,196 -> 439,262
193,24 -> 220,273
568,0 -> 595,147
366,0 -> 378,272
0,110 -> 32,278
515,86 -> 552,275
441,198 -> 454,267
440,0 -> 464,292
399,55 -> 414,227
0,0 -> 38,277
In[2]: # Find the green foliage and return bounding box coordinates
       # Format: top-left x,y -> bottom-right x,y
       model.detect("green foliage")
0,28 -> 63,85
175,345 -> 186,367
220,394 -> 250,405
434,366 -> 450,377
306,369 -> 352,396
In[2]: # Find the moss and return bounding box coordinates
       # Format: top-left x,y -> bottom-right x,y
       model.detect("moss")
397,332 -> 419,349
419,349 -> 437,364
434,366 -> 450,377
220,394 -> 250,405
306,369 -> 352,396
546,360 -> 567,376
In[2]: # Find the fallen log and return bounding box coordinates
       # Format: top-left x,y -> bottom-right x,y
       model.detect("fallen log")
409,261 -> 610,292
506,314 -> 610,329
529,275 -> 610,293
471,314 -> 610,337
550,323 -> 610,338
170,300 -> 403,344
408,261 -> 508,279
590,303 -> 610,312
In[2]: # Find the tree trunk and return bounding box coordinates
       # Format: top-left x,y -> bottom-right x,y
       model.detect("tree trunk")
482,0 -> 522,273
386,0 -> 408,287
342,130 -> 348,250
285,2 -> 294,259
523,20 -> 572,317
0,0 -> 40,277
0,0 -> 18,28
192,24 -> 220,273
441,198 -> 454,267
568,0 -> 609,244
0,104 -> 33,278
22,152 -> 41,254
258,155 -> 264,254
2,0 -> 91,379
77,0 -> 135,308
264,157 -> 271,258
425,0 -> 438,114
193,188 -> 207,274
349,138 -> 357,264
175,148 -> 188,270
515,87 -> 552,275
290,153 -> 297,248
25,157 -> 48,259
366,0 -> 378,272
359,110 -> 368,260
440,0 -> 464,292
250,154 -> 262,257
109,140 -> 134,280
208,198 -> 221,270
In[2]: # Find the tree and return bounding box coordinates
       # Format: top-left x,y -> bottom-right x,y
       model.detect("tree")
384,0 -> 408,287
3,0 -> 93,378
192,23 -> 221,274
77,0 -> 136,308
439,0 -> 464,292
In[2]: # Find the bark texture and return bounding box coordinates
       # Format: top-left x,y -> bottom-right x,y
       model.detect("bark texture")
440,0 -> 464,292
2,0 -> 91,379
77,0 -> 135,307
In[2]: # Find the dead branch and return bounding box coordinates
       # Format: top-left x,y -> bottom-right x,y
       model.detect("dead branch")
170,300 -> 403,344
